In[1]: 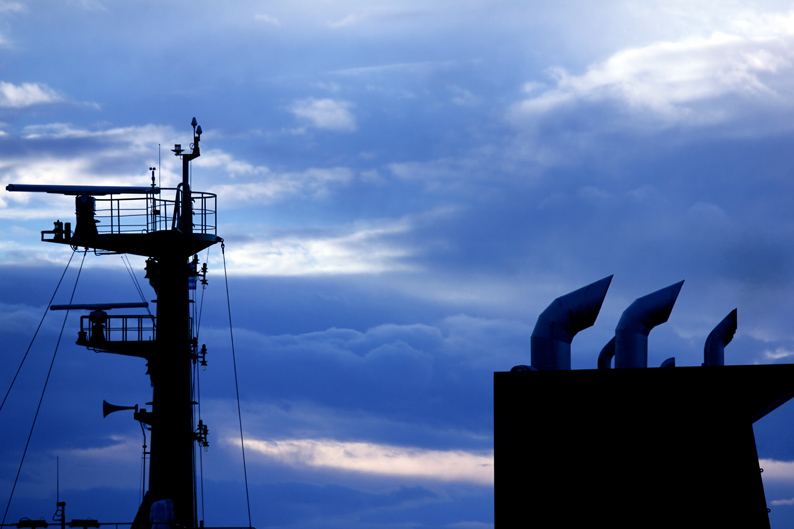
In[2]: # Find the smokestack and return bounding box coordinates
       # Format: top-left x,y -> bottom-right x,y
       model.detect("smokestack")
531,275 -> 613,370
614,281 -> 684,369
703,309 -> 737,367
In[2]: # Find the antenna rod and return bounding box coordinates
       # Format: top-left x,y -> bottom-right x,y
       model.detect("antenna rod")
55,457 -> 65,529
50,302 -> 149,311
6,184 -> 159,196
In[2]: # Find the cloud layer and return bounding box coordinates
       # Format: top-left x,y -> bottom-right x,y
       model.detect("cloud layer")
4,2 -> 794,528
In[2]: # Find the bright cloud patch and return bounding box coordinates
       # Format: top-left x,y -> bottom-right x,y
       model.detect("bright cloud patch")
245,438 -> 493,485
513,26 -> 794,125
0,82 -> 63,107
1,157 -> 96,197
255,13 -> 280,26
210,166 -> 354,204
759,458 -> 794,482
328,13 -> 362,29
0,3 -> 25,13
288,98 -> 357,132
763,348 -> 794,360
223,220 -> 412,276
761,459 -> 794,506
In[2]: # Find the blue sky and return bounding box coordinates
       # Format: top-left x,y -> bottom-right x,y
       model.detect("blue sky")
4,1 -> 794,527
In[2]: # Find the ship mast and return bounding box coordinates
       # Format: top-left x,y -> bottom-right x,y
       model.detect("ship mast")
7,118 -> 221,529
147,117 -> 205,527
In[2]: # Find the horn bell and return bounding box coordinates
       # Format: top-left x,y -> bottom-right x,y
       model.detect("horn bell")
102,399 -> 138,417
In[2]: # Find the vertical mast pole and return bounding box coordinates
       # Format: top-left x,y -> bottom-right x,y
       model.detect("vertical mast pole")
148,119 -> 202,528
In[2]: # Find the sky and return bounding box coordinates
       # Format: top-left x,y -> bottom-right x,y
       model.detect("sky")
4,0 -> 794,527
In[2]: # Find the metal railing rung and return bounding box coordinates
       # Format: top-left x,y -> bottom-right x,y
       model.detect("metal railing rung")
91,188 -> 217,236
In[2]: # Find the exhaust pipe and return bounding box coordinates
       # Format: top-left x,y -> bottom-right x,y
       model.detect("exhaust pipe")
615,281 -> 684,369
597,337 -> 615,370
703,309 -> 737,367
531,275 -> 613,370
660,357 -> 676,368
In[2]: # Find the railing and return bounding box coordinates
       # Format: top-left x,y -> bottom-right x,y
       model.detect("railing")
0,523 -> 131,529
0,522 -> 255,529
78,314 -> 196,346
0,518 -> 256,529
93,188 -> 217,236
80,314 -> 156,344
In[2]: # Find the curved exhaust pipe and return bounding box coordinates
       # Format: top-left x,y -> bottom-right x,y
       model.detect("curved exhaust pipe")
531,275 -> 613,370
614,281 -> 684,369
660,357 -> 675,368
597,337 -> 615,370
703,309 -> 737,367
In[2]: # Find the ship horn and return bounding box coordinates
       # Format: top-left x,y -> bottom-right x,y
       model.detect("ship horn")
103,400 -> 138,417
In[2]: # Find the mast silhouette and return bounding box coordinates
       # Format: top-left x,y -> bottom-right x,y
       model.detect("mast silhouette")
7,118 -> 222,528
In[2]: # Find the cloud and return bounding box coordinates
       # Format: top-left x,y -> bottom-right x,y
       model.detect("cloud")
386,156 -> 509,193
244,438 -> 493,485
201,313 -> 528,437
331,60 -> 456,77
511,20 -> 794,128
0,123 -> 179,195
0,123 -> 186,249
287,98 -> 357,133
7,435 -> 143,495
0,82 -> 63,107
326,6 -> 427,30
759,459 -> 794,481
222,219 -> 413,276
448,85 -> 479,107
195,148 -> 270,179
0,301 -> 42,332
255,13 -> 280,26
764,348 -> 794,361
328,13 -> 362,29
0,2 -> 25,13
1,157 -> 100,197
209,167 -> 354,205
19,122 -> 174,146
68,0 -> 108,11
388,159 -> 461,182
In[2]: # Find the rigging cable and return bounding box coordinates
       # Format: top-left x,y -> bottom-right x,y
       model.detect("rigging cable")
120,253 -> 153,503
221,241 -> 252,528
2,249 -> 88,527
0,248 -> 78,412
139,420 -> 148,504
120,254 -> 153,319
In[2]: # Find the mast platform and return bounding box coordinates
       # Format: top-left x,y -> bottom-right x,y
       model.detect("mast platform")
24,185 -> 220,257
76,313 -> 157,359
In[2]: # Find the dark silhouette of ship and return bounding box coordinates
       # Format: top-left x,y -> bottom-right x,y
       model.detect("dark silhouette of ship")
3,118 -> 252,529
495,276 -> 794,527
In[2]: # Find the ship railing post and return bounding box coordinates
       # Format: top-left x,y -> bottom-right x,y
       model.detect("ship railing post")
181,160 -> 192,237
